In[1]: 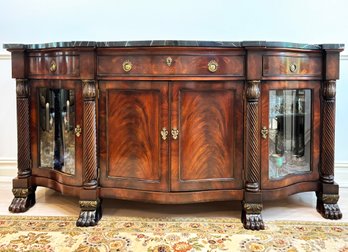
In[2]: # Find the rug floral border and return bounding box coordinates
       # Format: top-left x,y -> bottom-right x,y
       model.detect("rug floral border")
1,216 -> 347,252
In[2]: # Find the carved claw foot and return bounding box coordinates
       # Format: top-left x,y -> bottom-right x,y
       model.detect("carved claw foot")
8,188 -> 36,213
241,202 -> 265,230
317,194 -> 342,220
76,200 -> 102,227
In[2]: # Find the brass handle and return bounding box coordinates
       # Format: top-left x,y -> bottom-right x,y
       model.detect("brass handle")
75,125 -> 82,137
161,127 -> 169,140
289,63 -> 297,73
171,128 -> 179,140
122,60 -> 133,72
208,60 -> 218,73
49,60 -> 57,73
261,126 -> 268,139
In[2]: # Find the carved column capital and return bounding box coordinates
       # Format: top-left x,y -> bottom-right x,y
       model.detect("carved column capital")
82,80 -> 96,101
322,80 -> 336,100
16,79 -> 29,98
246,80 -> 260,102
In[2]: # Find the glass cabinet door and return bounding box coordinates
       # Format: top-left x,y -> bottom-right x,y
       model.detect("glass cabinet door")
268,89 -> 311,179
38,88 -> 76,175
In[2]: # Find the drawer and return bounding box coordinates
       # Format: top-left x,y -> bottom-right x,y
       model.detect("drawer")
97,54 -> 244,76
28,55 -> 80,77
262,54 -> 322,77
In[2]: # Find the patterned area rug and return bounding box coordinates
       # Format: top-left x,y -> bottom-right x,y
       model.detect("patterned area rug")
0,216 -> 347,252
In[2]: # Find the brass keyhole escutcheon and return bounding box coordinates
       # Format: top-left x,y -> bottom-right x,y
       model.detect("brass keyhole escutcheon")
166,57 -> 173,66
171,128 -> 179,140
161,127 -> 169,140
75,125 -> 82,137
289,64 -> 297,73
122,60 -> 133,72
49,60 -> 57,73
208,60 -> 218,72
261,126 -> 268,139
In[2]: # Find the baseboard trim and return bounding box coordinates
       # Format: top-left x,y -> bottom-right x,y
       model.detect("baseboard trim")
0,53 -> 11,60
0,160 -> 347,187
0,159 -> 16,182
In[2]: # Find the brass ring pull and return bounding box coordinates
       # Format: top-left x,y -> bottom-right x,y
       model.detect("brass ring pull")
171,128 -> 179,140
261,126 -> 268,139
208,60 -> 218,73
289,64 -> 297,73
161,127 -> 169,140
122,60 -> 133,72
49,60 -> 57,73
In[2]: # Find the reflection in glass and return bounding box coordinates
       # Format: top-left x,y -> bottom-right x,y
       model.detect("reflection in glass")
269,89 -> 311,179
38,88 -> 75,174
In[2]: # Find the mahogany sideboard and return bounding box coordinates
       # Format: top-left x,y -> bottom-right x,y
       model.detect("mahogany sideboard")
4,40 -> 344,230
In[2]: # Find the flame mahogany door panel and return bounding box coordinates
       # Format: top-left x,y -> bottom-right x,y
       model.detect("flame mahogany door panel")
170,81 -> 244,191
99,81 -> 169,191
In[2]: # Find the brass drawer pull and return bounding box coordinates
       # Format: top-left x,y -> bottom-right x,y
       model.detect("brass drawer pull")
49,60 -> 57,73
261,126 -> 268,139
122,60 -> 133,72
289,63 -> 297,73
161,127 -> 169,140
208,60 -> 218,73
171,128 -> 179,140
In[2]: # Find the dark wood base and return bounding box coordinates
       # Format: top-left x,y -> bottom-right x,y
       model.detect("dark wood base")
76,199 -> 102,227
8,187 -> 36,213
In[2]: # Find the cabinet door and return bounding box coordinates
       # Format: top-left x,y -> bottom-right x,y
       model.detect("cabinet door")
261,81 -> 320,189
30,80 -> 83,186
99,81 -> 169,191
171,81 -> 243,191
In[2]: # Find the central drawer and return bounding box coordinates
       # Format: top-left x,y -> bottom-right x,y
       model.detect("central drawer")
97,53 -> 245,76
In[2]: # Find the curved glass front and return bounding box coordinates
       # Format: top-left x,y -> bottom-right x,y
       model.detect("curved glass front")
38,88 -> 76,175
268,89 -> 311,179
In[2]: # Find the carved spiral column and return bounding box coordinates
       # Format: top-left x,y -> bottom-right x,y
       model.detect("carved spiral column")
16,79 -> 31,179
245,80 -> 261,192
82,80 -> 98,189
320,80 -> 336,184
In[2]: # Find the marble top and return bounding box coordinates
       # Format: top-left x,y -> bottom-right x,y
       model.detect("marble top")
3,40 -> 345,50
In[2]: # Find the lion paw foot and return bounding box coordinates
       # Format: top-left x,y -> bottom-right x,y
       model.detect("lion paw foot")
8,193 -> 35,213
243,213 -> 265,230
76,203 -> 102,227
317,202 -> 342,220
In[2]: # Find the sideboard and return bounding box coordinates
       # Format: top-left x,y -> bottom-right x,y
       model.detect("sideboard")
4,40 -> 344,230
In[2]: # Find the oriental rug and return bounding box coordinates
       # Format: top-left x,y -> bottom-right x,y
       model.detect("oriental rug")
0,216 -> 347,252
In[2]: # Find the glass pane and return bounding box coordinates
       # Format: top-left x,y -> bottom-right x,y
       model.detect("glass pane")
268,89 -> 311,179
38,88 -> 75,175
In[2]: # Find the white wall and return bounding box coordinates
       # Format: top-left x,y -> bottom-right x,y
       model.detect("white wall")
0,0 -> 347,164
